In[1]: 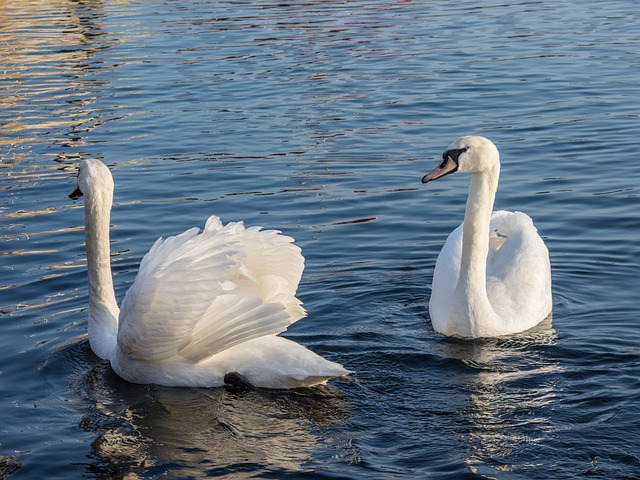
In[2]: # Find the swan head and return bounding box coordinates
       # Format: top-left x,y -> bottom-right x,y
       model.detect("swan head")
422,136 -> 499,183
69,159 -> 114,201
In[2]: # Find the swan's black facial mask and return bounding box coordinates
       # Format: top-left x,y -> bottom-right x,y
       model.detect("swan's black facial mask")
69,183 -> 84,200
69,185 -> 83,200
69,168 -> 85,200
421,147 -> 468,183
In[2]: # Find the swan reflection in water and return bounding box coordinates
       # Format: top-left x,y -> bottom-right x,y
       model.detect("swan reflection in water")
68,343 -> 351,479
434,317 -> 562,475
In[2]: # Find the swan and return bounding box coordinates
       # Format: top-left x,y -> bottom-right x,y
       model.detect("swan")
421,136 -> 552,338
69,159 -> 350,388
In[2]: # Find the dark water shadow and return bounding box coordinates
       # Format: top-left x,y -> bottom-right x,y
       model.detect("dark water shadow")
45,339 -> 351,479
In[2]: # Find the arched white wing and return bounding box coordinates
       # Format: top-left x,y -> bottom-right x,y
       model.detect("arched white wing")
117,216 -> 304,363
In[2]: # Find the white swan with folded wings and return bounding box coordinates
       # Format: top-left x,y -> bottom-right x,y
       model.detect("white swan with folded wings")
422,136 -> 552,338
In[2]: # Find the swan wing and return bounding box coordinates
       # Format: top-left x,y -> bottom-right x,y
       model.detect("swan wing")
231,224 -> 306,324
429,222 -> 463,333
117,216 -> 302,363
486,211 -> 552,326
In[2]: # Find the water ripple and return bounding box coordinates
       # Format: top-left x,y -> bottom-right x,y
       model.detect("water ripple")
1,0 -> 639,478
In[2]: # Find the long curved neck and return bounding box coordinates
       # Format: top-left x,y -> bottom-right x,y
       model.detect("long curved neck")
84,189 -> 119,360
453,166 -> 499,335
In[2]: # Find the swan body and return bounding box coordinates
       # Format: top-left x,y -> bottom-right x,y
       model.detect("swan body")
422,136 -> 552,338
70,159 -> 349,388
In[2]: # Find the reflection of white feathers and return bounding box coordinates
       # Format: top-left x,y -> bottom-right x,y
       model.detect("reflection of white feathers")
71,159 -> 349,388
425,136 -> 552,338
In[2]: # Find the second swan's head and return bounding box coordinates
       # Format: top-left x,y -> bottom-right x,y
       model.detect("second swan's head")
69,159 -> 114,201
421,135 -> 499,183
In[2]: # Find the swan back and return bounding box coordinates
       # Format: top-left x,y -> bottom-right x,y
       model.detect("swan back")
485,211 -> 552,330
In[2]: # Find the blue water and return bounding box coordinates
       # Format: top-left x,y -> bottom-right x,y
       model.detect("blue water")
1,0 -> 639,478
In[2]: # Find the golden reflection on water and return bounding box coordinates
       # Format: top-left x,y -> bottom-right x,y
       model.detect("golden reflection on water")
2,207 -> 57,219
0,159 -> 85,316
0,0 -> 118,153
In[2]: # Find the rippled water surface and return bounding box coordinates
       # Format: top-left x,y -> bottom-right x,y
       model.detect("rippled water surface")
2,1 -> 639,478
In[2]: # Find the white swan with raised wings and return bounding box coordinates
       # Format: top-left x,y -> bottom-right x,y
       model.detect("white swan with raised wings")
70,159 -> 349,388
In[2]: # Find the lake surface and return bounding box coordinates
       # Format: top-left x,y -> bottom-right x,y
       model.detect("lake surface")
1,0 -> 639,478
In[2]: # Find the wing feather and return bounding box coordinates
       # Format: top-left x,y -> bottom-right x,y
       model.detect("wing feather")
235,226 -> 306,322
117,216 -> 304,364
487,211 -> 552,321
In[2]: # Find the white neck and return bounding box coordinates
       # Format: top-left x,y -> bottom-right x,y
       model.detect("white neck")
451,166 -> 500,336
84,189 -> 119,360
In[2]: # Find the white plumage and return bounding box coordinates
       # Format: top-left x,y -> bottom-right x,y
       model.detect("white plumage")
70,159 -> 349,388
422,136 -> 552,338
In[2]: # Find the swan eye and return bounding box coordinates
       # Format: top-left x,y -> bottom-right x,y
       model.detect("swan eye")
442,147 -> 468,166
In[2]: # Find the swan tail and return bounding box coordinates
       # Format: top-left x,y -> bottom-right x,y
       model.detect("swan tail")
230,336 -> 352,388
